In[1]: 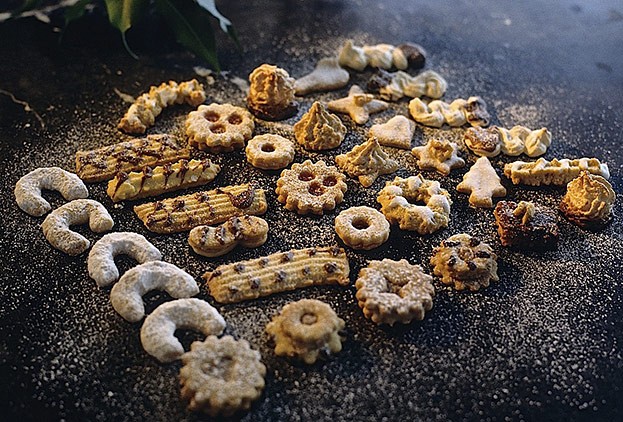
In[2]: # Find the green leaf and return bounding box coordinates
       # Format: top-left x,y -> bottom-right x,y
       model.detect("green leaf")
64,0 -> 92,28
104,0 -> 148,58
16,0 -> 42,14
196,0 -> 240,50
155,0 -> 220,71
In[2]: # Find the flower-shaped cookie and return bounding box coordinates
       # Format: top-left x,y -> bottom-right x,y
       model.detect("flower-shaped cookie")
185,103 -> 254,153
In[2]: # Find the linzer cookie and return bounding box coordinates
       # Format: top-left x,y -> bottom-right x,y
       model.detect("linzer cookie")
503,157 -> 610,186
75,134 -> 189,182
106,159 -> 220,202
203,246 -> 350,304
185,103 -> 254,153
134,184 -> 267,234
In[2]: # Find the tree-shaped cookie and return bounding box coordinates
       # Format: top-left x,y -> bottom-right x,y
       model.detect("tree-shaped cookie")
457,156 -> 506,208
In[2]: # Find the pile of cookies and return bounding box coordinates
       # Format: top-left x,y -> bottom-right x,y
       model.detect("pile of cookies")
13,36 -> 617,417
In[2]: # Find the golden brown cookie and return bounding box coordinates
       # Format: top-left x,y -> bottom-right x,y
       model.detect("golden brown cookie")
327,85 -> 389,125
368,115 -> 416,149
335,137 -> 399,187
204,246 -> 350,303
456,156 -> 506,208
411,138 -> 465,176
180,335 -> 266,417
355,259 -> 434,325
134,184 -> 267,234
503,157 -> 610,186
276,160 -> 347,215
75,134 -> 190,183
334,206 -> 390,250
247,64 -> 298,120
559,171 -> 616,228
245,134 -> 295,170
293,101 -> 346,151
266,299 -> 345,364
188,215 -> 269,257
430,234 -> 498,291
185,103 -> 255,153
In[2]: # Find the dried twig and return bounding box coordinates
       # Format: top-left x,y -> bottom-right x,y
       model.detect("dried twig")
0,89 -> 46,129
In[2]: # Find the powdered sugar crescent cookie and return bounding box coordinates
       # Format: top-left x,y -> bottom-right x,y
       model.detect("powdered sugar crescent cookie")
110,261 -> 199,323
41,199 -> 114,255
75,134 -> 190,183
456,156 -> 507,208
134,184 -> 267,234
266,299 -> 345,364
180,336 -> 266,416
185,103 -> 254,153
355,259 -> 434,325
430,234 -> 498,292
293,101 -> 346,151
335,137 -> 399,187
204,246 -> 350,304
377,175 -> 452,234
327,85 -> 389,125
107,158 -> 220,202
88,232 -> 162,288
245,134 -> 295,170
118,79 -> 206,134
188,215 -> 269,257
368,115 -> 415,150
294,57 -> 350,95
411,138 -> 465,176
276,160 -> 347,215
15,167 -> 88,216
140,298 -> 226,363
334,206 -> 390,250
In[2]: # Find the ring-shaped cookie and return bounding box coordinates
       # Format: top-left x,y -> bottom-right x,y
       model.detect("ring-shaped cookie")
334,206 -> 390,250
245,134 -> 295,170
377,175 -> 452,235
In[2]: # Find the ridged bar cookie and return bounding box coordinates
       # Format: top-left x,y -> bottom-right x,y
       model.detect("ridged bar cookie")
204,246 -> 350,303
107,159 -> 220,202
75,134 -> 190,182
134,184 -> 267,234
503,157 -> 610,186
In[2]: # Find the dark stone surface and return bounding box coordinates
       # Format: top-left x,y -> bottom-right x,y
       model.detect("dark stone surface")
1,1 -> 622,421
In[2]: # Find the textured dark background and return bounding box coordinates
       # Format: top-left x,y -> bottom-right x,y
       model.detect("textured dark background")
1,1 -> 622,421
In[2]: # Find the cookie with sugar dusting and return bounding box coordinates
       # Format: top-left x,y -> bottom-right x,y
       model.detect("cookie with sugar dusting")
294,101 -> 346,151
294,57 -> 349,95
456,156 -> 506,208
411,138 -> 465,176
327,85 -> 388,125
369,115 -> 416,149
335,137 -> 399,187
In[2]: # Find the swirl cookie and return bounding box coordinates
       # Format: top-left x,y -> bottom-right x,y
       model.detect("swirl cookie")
293,101 -> 346,151
411,138 -> 465,176
118,79 -> 206,134
494,201 -> 559,249
266,299 -> 345,364
334,206 -> 390,250
106,159 -> 220,202
41,199 -> 114,255
247,64 -> 298,120
338,40 -> 426,71
188,216 -> 269,257
245,134 -> 295,170
335,137 -> 399,187
327,85 -> 389,125
185,103 -> 255,153
367,69 -> 447,101
409,96 -> 490,128
430,234 -> 498,291
377,175 -> 452,234
503,157 -> 610,186
134,184 -> 268,234
180,336 -> 266,416
203,246 -> 350,304
498,126 -> 552,157
75,134 -> 190,183
276,160 -> 347,215
464,127 -> 501,157
560,171 -> 616,228
15,167 -> 88,216
456,156 -> 507,208
355,259 -> 435,325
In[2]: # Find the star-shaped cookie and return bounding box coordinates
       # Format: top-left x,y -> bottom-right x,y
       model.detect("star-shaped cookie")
457,156 -> 507,208
411,138 -> 465,175
327,85 -> 389,125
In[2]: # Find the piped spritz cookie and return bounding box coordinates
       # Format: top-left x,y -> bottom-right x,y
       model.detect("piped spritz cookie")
247,64 -> 298,120
180,335 -> 266,417
245,134 -> 295,170
503,157 -> 610,186
293,101 -> 346,151
185,103 -> 254,153
430,234 -> 498,291
276,160 -> 347,215
560,171 -> 616,228
266,299 -> 345,364
334,206 -> 390,250
377,175 -> 452,234
335,137 -> 399,187
355,259 -> 434,325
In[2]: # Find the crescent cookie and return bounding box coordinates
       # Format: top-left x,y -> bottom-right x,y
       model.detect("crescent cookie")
430,234 -> 498,292
245,134 -> 295,170
180,336 -> 266,416
334,206 -> 390,250
266,299 -> 345,364
377,175 -> 452,235
185,103 -> 255,153
276,160 -> 347,215
355,259 -> 435,325
15,167 -> 88,217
